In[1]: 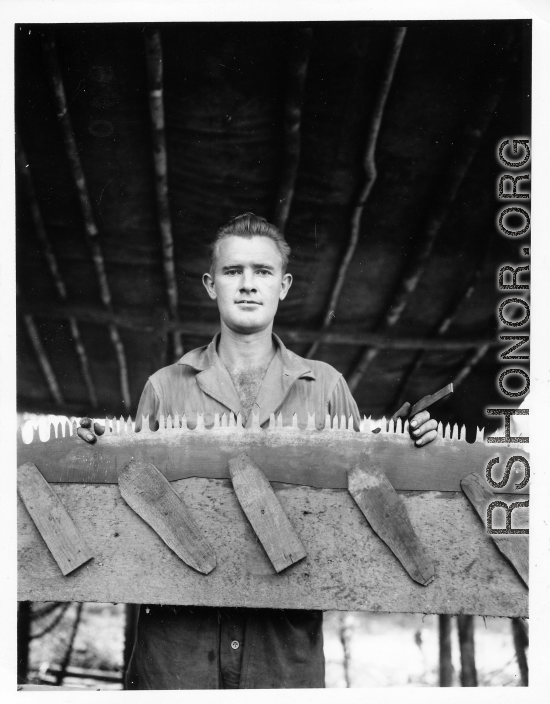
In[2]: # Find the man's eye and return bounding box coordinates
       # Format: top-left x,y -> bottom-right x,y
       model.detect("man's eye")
226,270 -> 240,276
257,269 -> 271,276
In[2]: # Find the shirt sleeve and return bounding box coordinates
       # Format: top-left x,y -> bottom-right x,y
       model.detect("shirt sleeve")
327,375 -> 362,431
135,379 -> 160,431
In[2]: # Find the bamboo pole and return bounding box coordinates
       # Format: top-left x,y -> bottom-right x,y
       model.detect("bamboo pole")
307,27 -> 407,359
144,28 -> 183,361
347,79 -> 508,394
273,27 -> 313,233
42,34 -> 131,408
16,136 -> 98,408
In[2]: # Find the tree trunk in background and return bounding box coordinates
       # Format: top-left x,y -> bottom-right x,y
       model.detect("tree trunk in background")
511,617 -> 528,686
17,602 -> 32,684
123,604 -> 140,684
439,614 -> 453,686
457,614 -> 477,686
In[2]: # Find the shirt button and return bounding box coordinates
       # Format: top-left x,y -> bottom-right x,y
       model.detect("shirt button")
230,640 -> 240,650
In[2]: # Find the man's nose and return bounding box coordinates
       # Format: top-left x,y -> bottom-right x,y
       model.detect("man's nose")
239,270 -> 256,291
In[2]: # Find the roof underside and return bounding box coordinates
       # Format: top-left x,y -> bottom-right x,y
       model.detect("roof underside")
15,20 -> 531,434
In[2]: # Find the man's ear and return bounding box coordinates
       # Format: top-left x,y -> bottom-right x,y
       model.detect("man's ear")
279,273 -> 293,300
202,272 -> 217,300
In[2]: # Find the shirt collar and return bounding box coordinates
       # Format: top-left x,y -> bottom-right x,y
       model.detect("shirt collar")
177,331 -> 316,381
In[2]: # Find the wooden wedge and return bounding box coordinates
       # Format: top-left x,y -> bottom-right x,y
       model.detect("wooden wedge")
461,472 -> 528,586
229,453 -> 306,573
17,462 -> 93,575
118,460 -> 216,574
348,464 -> 435,586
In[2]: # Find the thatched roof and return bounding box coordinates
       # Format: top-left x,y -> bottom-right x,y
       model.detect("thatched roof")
16,20 -> 531,433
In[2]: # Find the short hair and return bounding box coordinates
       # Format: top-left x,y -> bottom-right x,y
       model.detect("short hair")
209,213 -> 291,275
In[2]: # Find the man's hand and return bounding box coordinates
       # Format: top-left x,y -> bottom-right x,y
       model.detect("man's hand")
76,417 -> 105,444
392,402 -> 438,447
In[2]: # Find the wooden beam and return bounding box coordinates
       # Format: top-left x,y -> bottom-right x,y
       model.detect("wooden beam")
144,28 -> 183,361
306,28 -> 407,359
19,301 -> 499,351
346,82 -> 508,394
42,34 -> 131,409
390,230 -> 492,412
16,136 -> 98,408
273,27 -> 313,232
18,480 -> 528,615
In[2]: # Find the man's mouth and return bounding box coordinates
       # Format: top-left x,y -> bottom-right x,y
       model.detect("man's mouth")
235,300 -> 261,305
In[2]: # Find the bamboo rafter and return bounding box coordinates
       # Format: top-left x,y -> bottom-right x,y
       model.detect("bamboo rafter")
390,230 -> 494,412
144,28 -> 184,361
16,135 -> 98,408
273,27 -> 313,233
42,34 -> 131,409
306,27 -> 407,360
346,81 -> 508,394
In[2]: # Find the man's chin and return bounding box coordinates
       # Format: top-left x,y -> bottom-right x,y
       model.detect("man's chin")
224,317 -> 271,335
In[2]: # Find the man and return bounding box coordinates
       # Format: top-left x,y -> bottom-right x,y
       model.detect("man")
79,213 -> 438,689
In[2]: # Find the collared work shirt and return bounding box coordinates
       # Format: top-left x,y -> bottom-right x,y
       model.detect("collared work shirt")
126,334 -> 361,689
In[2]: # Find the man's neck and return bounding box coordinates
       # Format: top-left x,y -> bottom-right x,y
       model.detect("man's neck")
217,322 -> 276,373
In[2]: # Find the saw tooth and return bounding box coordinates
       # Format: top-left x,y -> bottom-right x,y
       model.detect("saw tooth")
228,413 -> 236,428
307,412 -> 316,430
173,412 -> 180,429
325,413 -> 331,430
403,419 -> 409,435
127,416 -> 133,433
291,413 -> 298,429
361,415 -> 371,433
139,415 -> 151,434
460,424 -> 467,441
444,422 -> 451,439
251,411 -> 261,430
339,414 -> 345,431
196,413 -> 205,431
119,415 -> 126,434
235,412 -> 243,428
437,421 -> 443,438
276,413 -> 284,429
47,423 -> 54,441
166,414 -> 173,430
346,415 -> 353,431
220,413 -> 228,428
212,412 -> 220,428
452,423 -> 459,440
476,426 -> 484,443
379,416 -> 387,434
268,412 -> 276,429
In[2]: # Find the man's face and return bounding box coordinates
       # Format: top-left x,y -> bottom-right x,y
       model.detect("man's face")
202,235 -> 292,334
